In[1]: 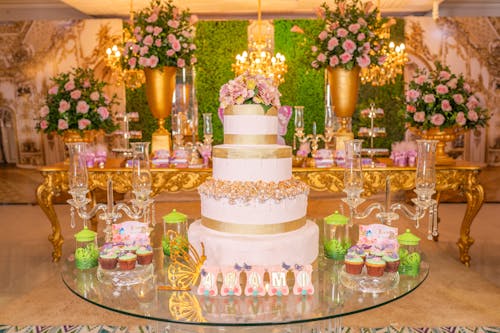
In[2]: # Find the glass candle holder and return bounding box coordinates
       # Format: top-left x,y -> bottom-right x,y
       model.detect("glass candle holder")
323,211 -> 352,261
131,142 -> 152,202
343,139 -> 364,196
67,142 -> 88,192
203,113 -> 213,136
415,140 -> 438,202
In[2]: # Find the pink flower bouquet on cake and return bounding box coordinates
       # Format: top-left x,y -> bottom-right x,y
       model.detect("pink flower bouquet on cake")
219,72 -> 281,111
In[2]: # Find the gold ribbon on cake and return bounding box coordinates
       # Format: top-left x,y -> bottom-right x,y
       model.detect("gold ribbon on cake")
224,105 -> 277,116
224,134 -> 277,145
201,216 -> 306,235
213,146 -> 291,159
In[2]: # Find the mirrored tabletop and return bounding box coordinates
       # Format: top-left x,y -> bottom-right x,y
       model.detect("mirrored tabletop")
62,248 -> 428,327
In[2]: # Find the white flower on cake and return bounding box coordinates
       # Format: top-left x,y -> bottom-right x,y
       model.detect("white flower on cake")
219,72 -> 281,110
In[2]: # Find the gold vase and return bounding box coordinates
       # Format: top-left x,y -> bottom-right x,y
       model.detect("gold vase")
144,66 -> 176,153
412,127 -> 464,165
327,66 -> 360,134
62,130 -> 95,144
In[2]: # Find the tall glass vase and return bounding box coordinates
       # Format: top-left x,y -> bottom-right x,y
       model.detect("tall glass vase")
344,139 -> 364,199
66,142 -> 89,227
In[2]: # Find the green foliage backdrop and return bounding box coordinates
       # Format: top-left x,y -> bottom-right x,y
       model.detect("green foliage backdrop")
125,19 -> 405,149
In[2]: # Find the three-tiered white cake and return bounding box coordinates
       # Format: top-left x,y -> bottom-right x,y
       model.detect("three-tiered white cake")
188,104 -> 319,268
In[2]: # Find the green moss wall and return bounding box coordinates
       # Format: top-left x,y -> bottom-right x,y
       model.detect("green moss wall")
126,18 -> 405,149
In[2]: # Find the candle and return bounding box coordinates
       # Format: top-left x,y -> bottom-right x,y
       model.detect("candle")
107,178 -> 114,213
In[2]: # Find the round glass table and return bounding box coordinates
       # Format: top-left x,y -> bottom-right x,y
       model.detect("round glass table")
62,250 -> 428,332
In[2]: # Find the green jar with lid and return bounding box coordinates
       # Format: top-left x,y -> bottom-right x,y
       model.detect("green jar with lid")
323,211 -> 352,261
397,229 -> 421,276
162,209 -> 188,257
74,226 -> 98,270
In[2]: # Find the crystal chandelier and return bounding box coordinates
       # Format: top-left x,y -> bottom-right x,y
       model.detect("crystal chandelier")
360,1 -> 407,86
232,0 -> 287,86
105,0 -> 145,90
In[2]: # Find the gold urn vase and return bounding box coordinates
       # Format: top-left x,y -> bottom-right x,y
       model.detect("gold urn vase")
412,127 -> 464,165
144,66 -> 177,153
62,130 -> 96,144
327,66 -> 361,150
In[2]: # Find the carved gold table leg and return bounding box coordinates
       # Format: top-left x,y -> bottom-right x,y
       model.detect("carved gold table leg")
36,173 -> 65,262
458,175 -> 484,267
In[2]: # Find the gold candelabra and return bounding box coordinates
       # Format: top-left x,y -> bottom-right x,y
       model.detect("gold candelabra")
293,106 -> 335,157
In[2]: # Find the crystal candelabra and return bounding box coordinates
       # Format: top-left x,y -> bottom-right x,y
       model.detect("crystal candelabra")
293,106 -> 335,156
341,139 -> 439,240
172,112 -> 213,167
66,142 -> 155,242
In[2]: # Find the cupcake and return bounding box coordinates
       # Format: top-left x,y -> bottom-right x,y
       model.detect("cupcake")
118,253 -> 137,270
344,253 -> 364,275
136,245 -> 153,265
347,245 -> 366,260
365,256 -> 386,277
382,252 -> 400,273
98,252 -> 118,270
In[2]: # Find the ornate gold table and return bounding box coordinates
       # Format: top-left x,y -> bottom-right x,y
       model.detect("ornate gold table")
37,159 -> 484,266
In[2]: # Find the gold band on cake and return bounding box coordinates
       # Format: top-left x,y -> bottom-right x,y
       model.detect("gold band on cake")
224,134 -> 277,145
201,216 -> 306,235
213,146 -> 291,159
224,105 -> 277,116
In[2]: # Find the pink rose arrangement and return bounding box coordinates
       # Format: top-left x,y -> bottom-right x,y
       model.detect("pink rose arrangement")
405,62 -> 489,130
124,0 -> 197,69
35,67 -> 117,135
309,0 -> 388,70
219,72 -> 281,111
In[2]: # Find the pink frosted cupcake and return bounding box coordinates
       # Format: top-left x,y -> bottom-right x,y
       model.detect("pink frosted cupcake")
344,253 -> 364,275
365,256 -> 386,277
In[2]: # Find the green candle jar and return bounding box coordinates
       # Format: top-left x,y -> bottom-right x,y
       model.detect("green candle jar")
323,211 -> 352,261
397,229 -> 421,277
162,209 -> 188,257
74,226 -> 98,270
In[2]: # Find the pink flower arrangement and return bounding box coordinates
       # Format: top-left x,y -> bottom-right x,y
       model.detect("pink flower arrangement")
219,72 -> 281,111
123,0 -> 197,69
405,62 -> 489,131
309,0 -> 388,70
35,67 -> 117,135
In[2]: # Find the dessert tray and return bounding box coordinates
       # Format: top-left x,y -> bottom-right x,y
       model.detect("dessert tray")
96,263 -> 154,287
339,266 -> 399,293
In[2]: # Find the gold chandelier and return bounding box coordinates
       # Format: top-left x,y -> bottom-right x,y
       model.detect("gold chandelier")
105,0 -> 145,90
360,1 -> 407,86
232,0 -> 287,86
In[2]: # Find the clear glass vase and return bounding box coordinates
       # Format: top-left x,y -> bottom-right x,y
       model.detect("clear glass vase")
344,139 -> 364,198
